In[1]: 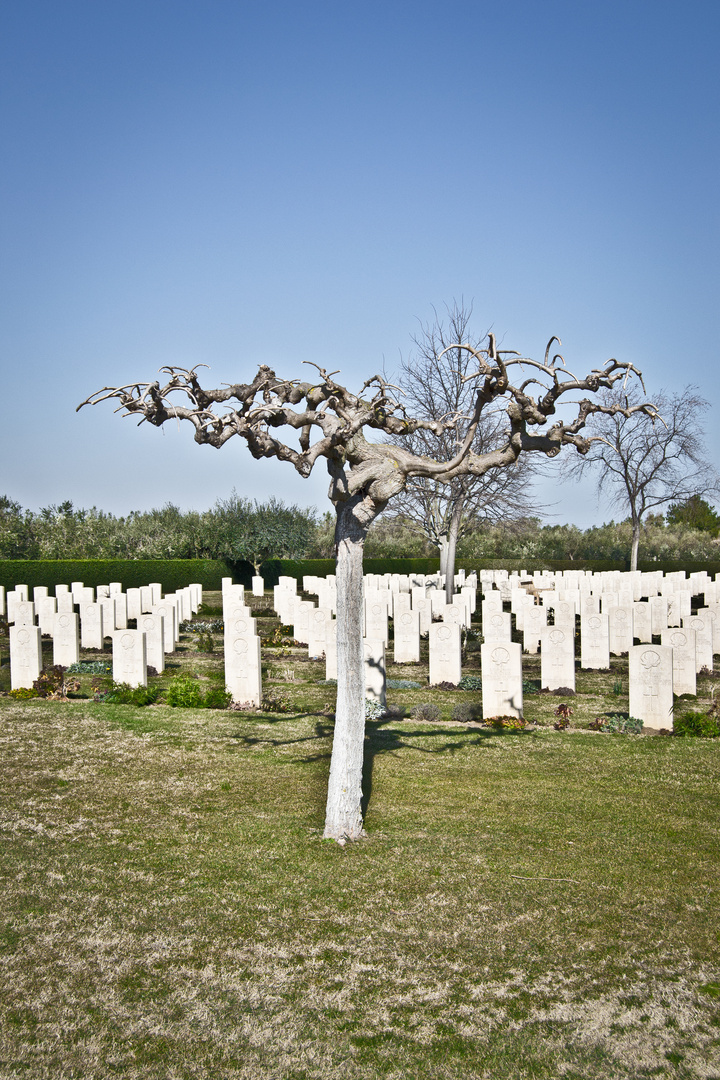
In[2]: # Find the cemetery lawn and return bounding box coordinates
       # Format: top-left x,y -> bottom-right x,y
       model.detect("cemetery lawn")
1,699 -> 719,1079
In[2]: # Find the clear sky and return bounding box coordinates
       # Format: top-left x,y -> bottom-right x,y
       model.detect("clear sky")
1,0 -> 718,526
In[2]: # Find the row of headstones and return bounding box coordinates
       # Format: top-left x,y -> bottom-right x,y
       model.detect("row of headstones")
469,641 -> 676,729
4,581 -> 201,690
271,573 -> 478,682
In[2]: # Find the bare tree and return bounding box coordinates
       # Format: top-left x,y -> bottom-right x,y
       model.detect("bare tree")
79,341 -> 655,842
385,303 -> 537,601
566,385 -> 720,570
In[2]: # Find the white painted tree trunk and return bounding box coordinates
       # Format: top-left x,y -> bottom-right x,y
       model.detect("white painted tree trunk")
630,519 -> 641,572
323,501 -> 369,842
443,499 -> 464,604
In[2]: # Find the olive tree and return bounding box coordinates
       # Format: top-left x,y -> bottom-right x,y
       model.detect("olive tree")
79,340 -> 654,842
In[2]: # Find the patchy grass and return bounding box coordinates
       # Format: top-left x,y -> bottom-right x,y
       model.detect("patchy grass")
1,698 -> 719,1078
0,590 -> 719,1077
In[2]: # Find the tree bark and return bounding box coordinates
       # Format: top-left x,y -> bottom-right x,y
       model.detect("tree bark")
630,518 -> 640,572
444,498 -> 464,604
438,533 -> 449,583
323,499 -> 369,842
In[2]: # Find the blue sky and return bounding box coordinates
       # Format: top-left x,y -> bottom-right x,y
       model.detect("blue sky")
1,0 -> 718,526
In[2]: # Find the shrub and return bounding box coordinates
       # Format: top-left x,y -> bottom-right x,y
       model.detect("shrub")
554,703 -> 573,729
411,703 -> 440,722
195,632 -> 215,653
203,686 -> 232,710
457,674 -> 482,690
261,688 -> 292,713
591,713 -> 644,734
522,679 -> 540,695
451,702 -> 483,722
33,666 -> 81,700
165,674 -> 204,708
673,710 -> 720,738
8,686 -> 38,700
365,699 -> 385,720
105,681 -> 162,706
67,660 -> 112,675
487,714 -> 527,730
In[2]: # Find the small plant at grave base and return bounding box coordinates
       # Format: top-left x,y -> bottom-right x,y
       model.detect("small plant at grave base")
410,702 -> 440,722
365,699 -> 386,720
434,681 -> 459,691
522,679 -> 540,695
317,678 -> 337,686
8,686 -> 38,700
387,679 -> 422,689
554,703 -> 573,730
458,674 -> 483,690
553,686 -> 575,697
487,714 -> 527,730
261,688 -> 292,713
165,674 -> 205,709
267,625 -> 293,648
67,660 -> 112,675
591,713 -> 644,735
33,666 -> 81,700
104,681 -> 162,706
673,710 -> 720,738
202,686 -> 232,710
612,680 -> 623,695
195,632 -> 215,653
451,702 -> 483,723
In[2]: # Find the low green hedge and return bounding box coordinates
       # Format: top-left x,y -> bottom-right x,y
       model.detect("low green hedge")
0,559 -> 234,592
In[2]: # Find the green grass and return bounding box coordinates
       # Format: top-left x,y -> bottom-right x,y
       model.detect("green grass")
0,592 -> 719,1077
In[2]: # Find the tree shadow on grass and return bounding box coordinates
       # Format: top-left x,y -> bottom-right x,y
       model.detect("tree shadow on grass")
229,712 -> 530,817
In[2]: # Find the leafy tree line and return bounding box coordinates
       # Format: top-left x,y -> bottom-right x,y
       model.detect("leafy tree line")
0,493 -> 317,567
2,492 -> 717,566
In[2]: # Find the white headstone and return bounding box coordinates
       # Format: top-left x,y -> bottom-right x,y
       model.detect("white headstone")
139,613 -> 165,673
683,613 -> 713,672
112,630 -> 147,688
364,638 -> 387,706
580,612 -> 610,669
428,623 -> 461,685
252,575 -> 265,597
12,600 -> 36,626
540,626 -> 575,691
325,620 -> 338,680
126,588 -> 142,622
661,627 -> 696,697
609,605 -> 633,655
308,608 -> 333,659
80,603 -> 105,650
632,602 -> 652,643
629,645 -> 673,729
365,599 -> 389,646
53,612 -> 79,667
481,642 -> 523,719
523,605 -> 547,654
10,624 -> 42,689
38,596 -> 57,637
483,611 -> 512,643
225,633 -> 262,706
393,609 -> 420,663
153,601 -> 178,650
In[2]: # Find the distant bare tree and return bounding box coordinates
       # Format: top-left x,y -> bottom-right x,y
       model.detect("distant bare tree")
567,385 -> 720,570
79,341 -> 655,842
385,303 -> 537,600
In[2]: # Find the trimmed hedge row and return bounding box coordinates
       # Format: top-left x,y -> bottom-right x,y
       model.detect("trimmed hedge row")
2,555 -> 718,594
0,559 -> 234,592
